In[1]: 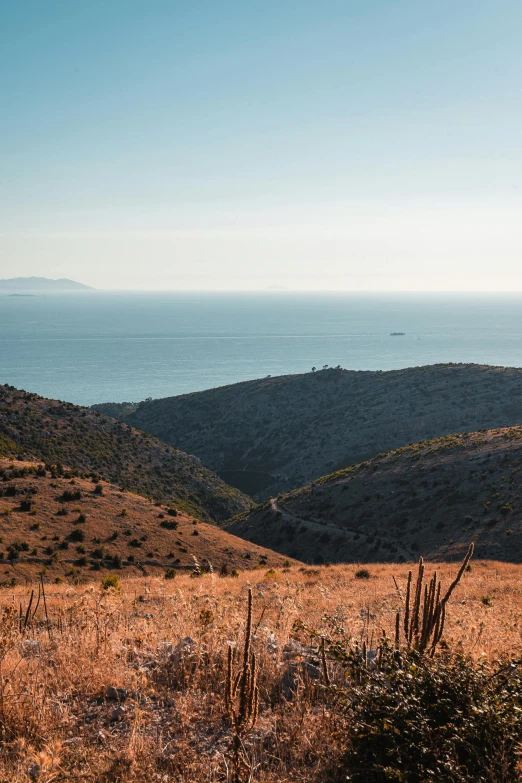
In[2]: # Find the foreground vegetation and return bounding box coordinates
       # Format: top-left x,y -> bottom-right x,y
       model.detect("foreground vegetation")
1,554 -> 522,781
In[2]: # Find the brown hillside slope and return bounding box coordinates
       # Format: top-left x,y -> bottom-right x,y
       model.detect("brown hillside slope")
0,384 -> 250,521
227,427 -> 522,564
0,459 -> 293,582
93,364 -> 522,497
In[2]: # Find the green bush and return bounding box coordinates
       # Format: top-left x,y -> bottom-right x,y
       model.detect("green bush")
338,648 -> 522,782
101,573 -> 120,590
68,529 -> 85,542
160,520 -> 178,530
60,489 -> 81,502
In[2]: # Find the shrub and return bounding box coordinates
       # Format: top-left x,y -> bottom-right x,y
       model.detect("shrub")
164,568 -> 177,579
355,568 -> 371,579
93,483 -> 103,495
60,489 -> 81,502
101,573 -> 120,590
7,540 -> 29,559
68,529 -> 85,542
337,648 -> 522,782
160,520 -> 178,530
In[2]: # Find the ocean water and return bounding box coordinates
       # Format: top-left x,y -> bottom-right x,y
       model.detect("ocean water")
2,291 -> 522,406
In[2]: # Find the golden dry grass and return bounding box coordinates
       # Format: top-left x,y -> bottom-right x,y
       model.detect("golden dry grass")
0,559 -> 521,781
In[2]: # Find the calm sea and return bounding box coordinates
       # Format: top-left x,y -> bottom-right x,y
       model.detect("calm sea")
2,292 -> 522,406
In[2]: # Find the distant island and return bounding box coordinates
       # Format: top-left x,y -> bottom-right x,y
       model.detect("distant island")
0,277 -> 94,292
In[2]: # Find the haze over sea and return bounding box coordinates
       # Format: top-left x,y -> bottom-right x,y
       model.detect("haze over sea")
2,292 -> 522,406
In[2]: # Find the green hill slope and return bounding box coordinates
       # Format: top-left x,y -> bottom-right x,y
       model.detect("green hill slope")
0,385 -> 250,522
226,427 -> 522,563
94,364 -> 522,497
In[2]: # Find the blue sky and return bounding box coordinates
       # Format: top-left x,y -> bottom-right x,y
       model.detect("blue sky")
1,1 -> 522,289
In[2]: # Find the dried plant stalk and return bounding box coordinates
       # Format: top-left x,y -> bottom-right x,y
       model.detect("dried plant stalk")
399,543 -> 474,655
225,588 -> 259,783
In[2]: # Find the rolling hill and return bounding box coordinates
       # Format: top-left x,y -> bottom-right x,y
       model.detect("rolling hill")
0,458 -> 291,582
93,364 -> 522,497
226,426 -> 522,564
0,385 -> 250,522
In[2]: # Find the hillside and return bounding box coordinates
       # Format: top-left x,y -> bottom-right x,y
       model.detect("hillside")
227,426 -> 522,563
0,458 -> 290,582
93,363 -> 522,497
0,385 -> 250,522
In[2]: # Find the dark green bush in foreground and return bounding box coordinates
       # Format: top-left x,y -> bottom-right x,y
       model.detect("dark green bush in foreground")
335,644 -> 522,783
297,544 -> 522,783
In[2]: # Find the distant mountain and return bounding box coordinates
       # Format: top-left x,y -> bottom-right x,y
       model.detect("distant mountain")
93,364 -> 522,497
0,385 -> 250,522
0,277 -> 94,292
227,427 -> 522,564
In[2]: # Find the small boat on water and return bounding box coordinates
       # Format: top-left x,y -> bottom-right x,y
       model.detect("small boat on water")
390,332 -> 405,336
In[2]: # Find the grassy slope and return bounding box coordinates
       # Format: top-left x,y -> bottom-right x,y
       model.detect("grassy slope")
93,363 -> 522,497
227,426 -> 522,563
0,458 -> 293,582
0,385 -> 250,521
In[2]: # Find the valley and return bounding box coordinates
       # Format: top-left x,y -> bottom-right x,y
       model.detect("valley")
94,363 -> 522,497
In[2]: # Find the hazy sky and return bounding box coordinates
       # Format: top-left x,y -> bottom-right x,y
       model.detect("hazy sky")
2,1 -> 522,290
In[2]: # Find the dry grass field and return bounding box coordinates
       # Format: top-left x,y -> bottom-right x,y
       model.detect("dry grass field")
0,559 -> 521,782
